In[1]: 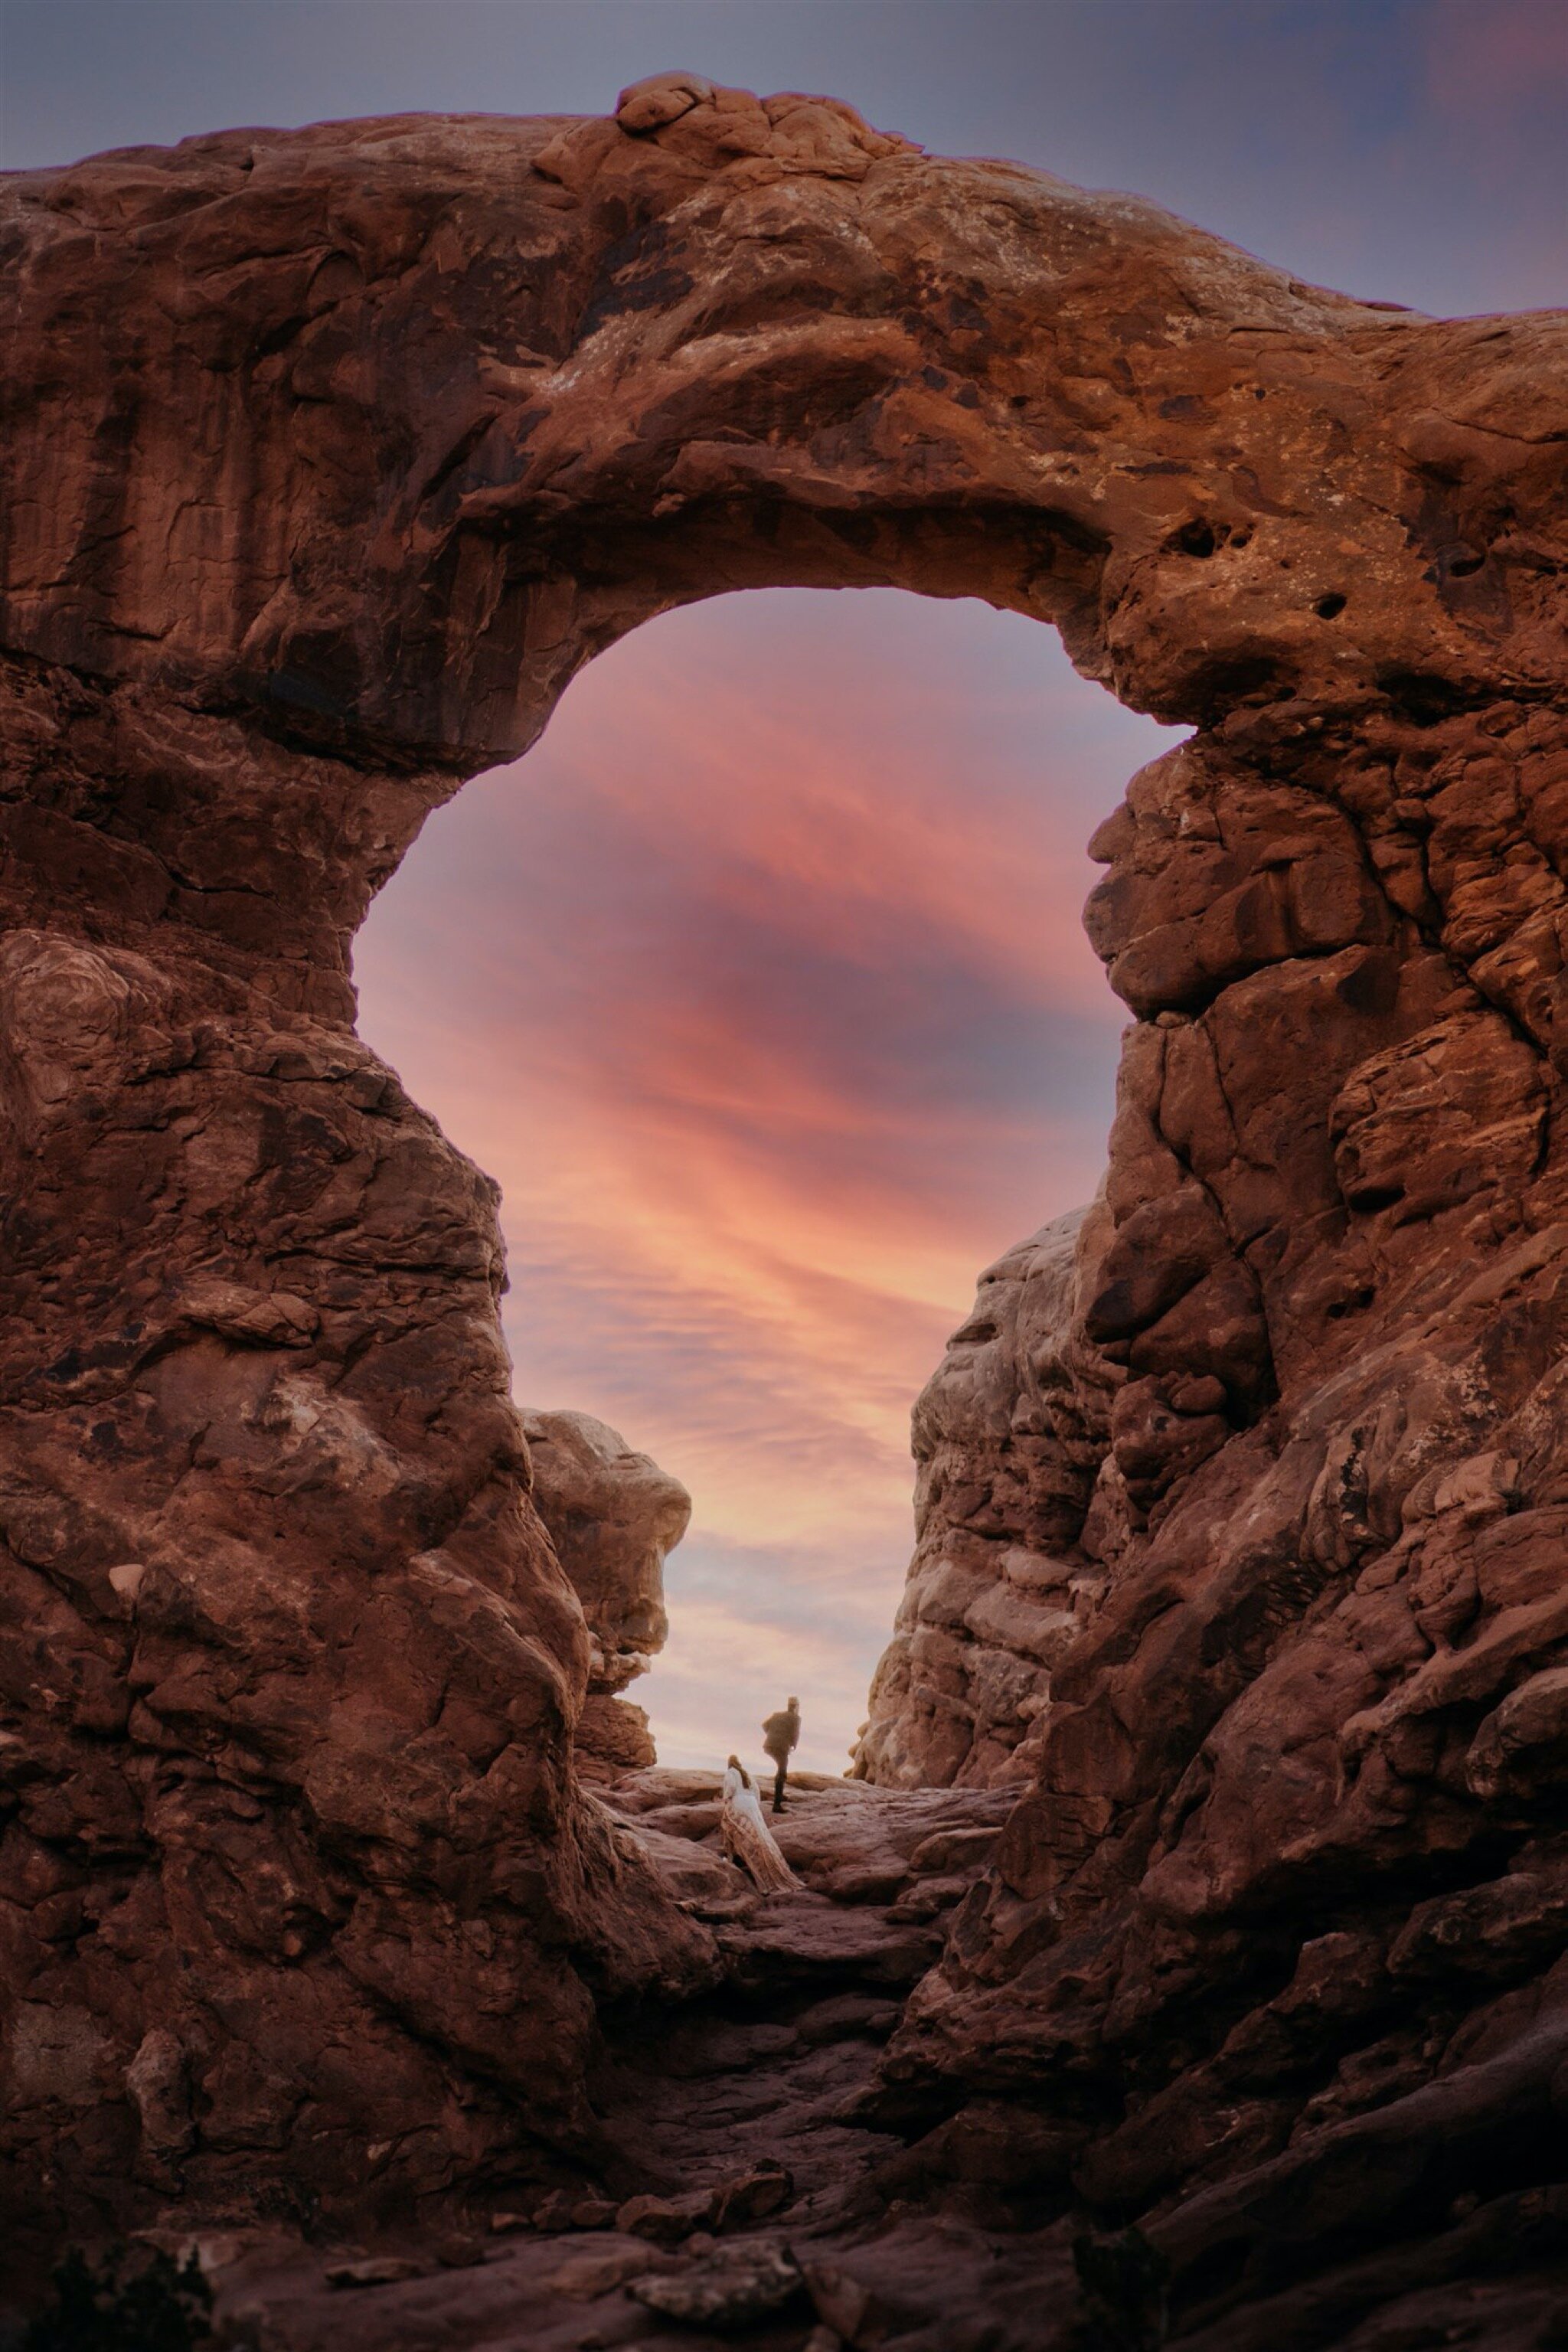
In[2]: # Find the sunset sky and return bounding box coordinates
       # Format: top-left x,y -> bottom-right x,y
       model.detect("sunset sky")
9,1 -> 1564,1772
354,598 -> 1173,1766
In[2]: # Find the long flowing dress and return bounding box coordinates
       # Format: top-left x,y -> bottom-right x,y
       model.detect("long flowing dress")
720,1762 -> 799,1894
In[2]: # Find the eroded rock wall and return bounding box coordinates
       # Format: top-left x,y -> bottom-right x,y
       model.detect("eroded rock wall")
521,1408 -> 690,1776
854,684 -> 1568,2301
0,661 -> 716,2247
0,73 -> 1563,2301
853,1208 -> 1117,1788
880,694 -> 1568,2301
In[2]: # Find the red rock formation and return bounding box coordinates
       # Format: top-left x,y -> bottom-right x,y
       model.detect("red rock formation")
854,1208 -> 1116,1787
2,70 -> 1566,2334
521,1408 -> 689,1775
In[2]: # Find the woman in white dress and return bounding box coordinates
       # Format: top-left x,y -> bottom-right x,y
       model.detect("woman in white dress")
720,1755 -> 799,1894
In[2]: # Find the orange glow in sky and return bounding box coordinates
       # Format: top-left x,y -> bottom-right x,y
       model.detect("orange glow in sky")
354,589 -> 1178,1772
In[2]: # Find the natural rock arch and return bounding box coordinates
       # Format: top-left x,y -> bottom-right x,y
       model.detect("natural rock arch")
2,74 -> 1566,2315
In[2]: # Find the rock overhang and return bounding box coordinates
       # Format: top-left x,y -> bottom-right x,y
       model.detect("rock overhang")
2,83 -> 1559,787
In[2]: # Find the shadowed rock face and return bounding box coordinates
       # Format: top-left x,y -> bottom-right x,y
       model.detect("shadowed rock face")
1,70 -> 1566,2324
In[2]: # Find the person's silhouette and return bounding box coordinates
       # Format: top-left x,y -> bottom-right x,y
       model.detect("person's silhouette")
761,1696 -> 800,1814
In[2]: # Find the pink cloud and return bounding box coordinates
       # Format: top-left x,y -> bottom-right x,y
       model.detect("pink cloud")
1423,1 -> 1568,119
355,587 -> 1178,1767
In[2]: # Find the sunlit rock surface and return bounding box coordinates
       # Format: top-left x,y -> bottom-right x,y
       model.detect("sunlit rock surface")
1,66 -> 1565,2344
521,1407 -> 690,1775
854,1207 -> 1117,1786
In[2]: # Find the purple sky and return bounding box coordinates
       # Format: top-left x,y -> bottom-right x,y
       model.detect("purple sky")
8,2 -> 1563,1772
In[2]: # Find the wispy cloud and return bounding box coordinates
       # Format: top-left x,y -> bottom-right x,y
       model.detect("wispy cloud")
356,588 -> 1176,1770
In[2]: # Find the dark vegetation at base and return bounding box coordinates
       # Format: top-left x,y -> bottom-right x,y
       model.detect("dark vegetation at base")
1070,2229 -> 1172,2352
20,2249 -> 211,2352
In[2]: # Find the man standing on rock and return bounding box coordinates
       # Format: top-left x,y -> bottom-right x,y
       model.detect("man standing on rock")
761,1696 -> 800,1815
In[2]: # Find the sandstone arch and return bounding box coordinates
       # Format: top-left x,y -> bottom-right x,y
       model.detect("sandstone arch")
2,76 -> 1566,2321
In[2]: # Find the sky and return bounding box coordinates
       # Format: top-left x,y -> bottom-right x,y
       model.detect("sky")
354,597 -> 1171,1769
7,2 -> 1563,1772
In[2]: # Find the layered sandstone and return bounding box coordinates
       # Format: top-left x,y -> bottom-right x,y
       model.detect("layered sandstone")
854,1207 -> 1116,1787
1,70 -> 1565,2339
521,1408 -> 689,1775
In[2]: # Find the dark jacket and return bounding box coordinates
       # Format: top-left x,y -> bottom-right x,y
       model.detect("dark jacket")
762,1708 -> 799,1761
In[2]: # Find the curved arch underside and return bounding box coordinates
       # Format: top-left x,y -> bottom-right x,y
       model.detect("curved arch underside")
2,74 -> 1566,2330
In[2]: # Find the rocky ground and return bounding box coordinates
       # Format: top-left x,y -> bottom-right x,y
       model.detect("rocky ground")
111,1772 -> 1031,2350
27,1767 -> 1565,2351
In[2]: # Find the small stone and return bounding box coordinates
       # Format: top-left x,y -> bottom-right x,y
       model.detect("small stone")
629,2241 -> 805,2328
568,2197 -> 616,2230
545,2244 -> 677,2300
906,1826 -> 1001,1873
813,1863 -> 909,1904
794,1994 -> 901,2048
887,1875 -> 969,1922
325,2256 -> 425,2288
711,2161 -> 792,2227
433,2233 -> 484,2268
107,1561 -> 148,1605
801,2259 -> 890,2343
126,2028 -> 193,2156
616,2187 -> 717,2243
